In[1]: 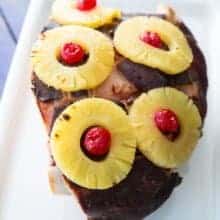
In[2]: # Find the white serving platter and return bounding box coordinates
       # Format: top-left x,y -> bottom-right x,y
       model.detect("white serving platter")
0,0 -> 219,219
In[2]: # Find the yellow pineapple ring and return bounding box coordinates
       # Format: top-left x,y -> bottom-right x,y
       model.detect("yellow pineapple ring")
50,98 -> 136,190
129,88 -> 201,168
114,16 -> 193,74
51,0 -> 121,28
31,26 -> 114,92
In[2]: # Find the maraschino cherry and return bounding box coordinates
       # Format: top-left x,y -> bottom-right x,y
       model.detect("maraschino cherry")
76,0 -> 97,11
154,109 -> 180,140
60,42 -> 85,66
83,126 -> 111,157
140,31 -> 162,48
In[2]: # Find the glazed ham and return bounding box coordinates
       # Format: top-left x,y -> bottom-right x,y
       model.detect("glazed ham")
31,9 -> 207,220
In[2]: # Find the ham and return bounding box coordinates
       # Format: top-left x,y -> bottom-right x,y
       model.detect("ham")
31,9 -> 207,220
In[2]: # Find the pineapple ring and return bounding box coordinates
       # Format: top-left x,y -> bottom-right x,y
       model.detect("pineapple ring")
31,26 -> 114,92
51,0 -> 121,28
50,98 -> 136,190
129,87 -> 202,168
114,16 -> 193,74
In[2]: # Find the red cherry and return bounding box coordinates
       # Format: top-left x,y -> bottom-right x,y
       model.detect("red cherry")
83,126 -> 111,157
154,109 -> 180,135
140,31 -> 162,48
76,0 -> 97,11
60,42 -> 85,66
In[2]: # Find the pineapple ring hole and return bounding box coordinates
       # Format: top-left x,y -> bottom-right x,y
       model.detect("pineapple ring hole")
80,126 -> 111,161
56,43 -> 90,67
